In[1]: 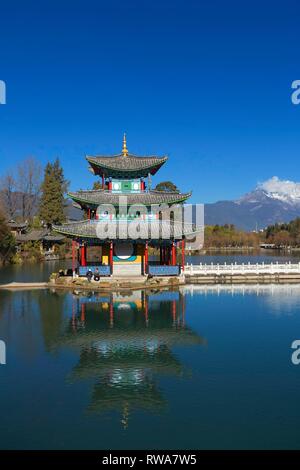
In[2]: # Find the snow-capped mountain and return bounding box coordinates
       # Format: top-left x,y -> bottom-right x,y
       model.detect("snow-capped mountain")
239,177 -> 300,205
205,177 -> 300,231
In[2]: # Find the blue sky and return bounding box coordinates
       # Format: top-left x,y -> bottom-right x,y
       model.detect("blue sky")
0,0 -> 300,203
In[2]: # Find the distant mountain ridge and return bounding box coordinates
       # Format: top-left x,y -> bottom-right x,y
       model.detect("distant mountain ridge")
204,177 -> 300,231
4,176 -> 300,231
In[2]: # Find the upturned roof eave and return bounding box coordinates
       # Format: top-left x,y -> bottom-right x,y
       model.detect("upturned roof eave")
67,190 -> 192,207
85,154 -> 168,173
85,153 -> 168,162
52,219 -> 202,240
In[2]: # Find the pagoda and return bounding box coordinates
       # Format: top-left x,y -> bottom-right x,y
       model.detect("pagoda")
53,135 -> 200,277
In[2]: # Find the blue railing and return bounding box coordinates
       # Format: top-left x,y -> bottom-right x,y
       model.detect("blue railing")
78,265 -> 111,277
148,265 -> 180,276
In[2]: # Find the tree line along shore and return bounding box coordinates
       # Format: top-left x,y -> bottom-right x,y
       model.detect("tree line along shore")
1,157 -> 300,266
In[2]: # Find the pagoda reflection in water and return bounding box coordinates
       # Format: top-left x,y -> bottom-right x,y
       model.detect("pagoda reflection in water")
56,290 -> 205,429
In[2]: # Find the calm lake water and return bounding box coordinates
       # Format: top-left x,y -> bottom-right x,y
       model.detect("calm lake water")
1,279 -> 300,449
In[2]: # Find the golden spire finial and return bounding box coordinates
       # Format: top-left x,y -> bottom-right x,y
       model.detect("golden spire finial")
122,133 -> 128,156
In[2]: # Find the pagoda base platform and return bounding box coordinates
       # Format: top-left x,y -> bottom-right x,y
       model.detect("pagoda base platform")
112,263 -> 142,277
49,272 -> 185,292
76,263 -> 182,278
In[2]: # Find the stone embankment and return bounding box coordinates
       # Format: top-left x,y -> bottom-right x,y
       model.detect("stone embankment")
2,263 -> 300,291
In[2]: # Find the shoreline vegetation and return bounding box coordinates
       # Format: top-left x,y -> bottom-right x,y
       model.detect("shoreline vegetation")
1,157 -> 300,267
0,157 -> 69,267
2,219 -> 300,267
2,218 -> 300,267
0,230 -> 300,267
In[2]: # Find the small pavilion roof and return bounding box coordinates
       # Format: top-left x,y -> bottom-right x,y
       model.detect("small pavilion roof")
43,233 -> 66,242
16,229 -> 48,242
16,229 -> 65,242
86,153 -> 168,178
7,220 -> 28,230
68,189 -> 191,208
86,134 -> 168,178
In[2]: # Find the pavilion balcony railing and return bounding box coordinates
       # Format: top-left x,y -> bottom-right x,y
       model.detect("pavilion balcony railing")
147,265 -> 180,276
184,261 -> 300,276
78,265 -> 112,277
83,218 -> 179,238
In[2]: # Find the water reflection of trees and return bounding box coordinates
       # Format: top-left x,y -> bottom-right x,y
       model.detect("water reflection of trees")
0,289 -> 51,359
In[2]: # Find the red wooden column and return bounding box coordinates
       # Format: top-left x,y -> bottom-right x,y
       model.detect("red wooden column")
80,244 -> 86,267
102,174 -> 105,189
171,241 -> 176,266
81,303 -> 86,323
181,238 -> 185,272
87,208 -> 91,220
145,241 -> 149,274
172,300 -> 176,323
109,241 -> 113,274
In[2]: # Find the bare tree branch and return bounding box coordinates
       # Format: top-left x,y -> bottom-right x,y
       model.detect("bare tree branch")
17,157 -> 42,220
0,172 -> 18,219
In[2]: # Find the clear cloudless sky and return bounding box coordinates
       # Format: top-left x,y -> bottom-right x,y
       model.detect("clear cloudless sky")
0,0 -> 300,203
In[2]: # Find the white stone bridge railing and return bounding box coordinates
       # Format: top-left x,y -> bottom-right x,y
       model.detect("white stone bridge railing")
184,261 -> 300,276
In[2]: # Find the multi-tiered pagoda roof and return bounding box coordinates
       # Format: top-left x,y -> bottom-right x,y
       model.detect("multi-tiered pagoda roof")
64,134 -> 192,210
86,133 -> 168,178
68,188 -> 191,209
87,153 -> 168,179
53,135 -> 202,277
51,218 -> 198,240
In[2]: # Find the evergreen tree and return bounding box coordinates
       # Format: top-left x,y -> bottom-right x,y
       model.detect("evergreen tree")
0,211 -> 16,265
39,159 -> 68,226
155,181 -> 179,193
